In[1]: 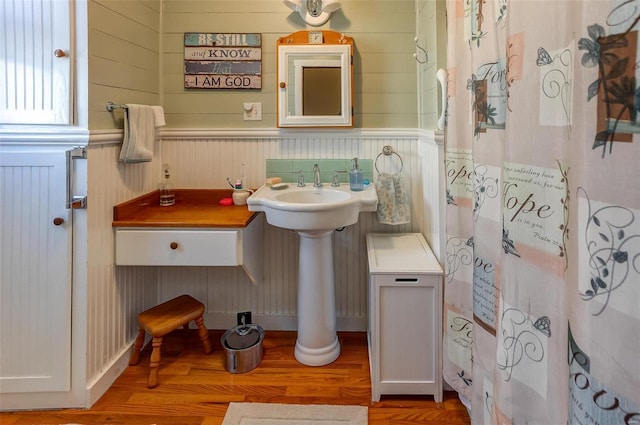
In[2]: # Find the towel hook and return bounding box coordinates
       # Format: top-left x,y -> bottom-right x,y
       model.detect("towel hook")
413,37 -> 428,64
375,145 -> 404,174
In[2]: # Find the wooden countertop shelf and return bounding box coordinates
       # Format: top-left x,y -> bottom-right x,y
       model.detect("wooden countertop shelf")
112,189 -> 258,228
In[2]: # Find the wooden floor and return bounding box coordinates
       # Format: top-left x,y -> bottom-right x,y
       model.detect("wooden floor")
1,330 -> 470,425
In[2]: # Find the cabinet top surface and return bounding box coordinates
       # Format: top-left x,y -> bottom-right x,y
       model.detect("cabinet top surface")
112,189 -> 258,228
366,233 -> 442,274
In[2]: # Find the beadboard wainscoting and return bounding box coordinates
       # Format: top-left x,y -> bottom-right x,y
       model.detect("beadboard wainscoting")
84,129 -> 442,399
85,136 -> 160,403
158,129 -> 444,331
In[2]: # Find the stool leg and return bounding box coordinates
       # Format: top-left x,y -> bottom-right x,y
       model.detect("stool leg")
129,328 -> 145,366
180,323 -> 190,343
148,337 -> 163,388
195,316 -> 213,354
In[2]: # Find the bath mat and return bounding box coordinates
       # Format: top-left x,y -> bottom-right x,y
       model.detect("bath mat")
222,402 -> 368,425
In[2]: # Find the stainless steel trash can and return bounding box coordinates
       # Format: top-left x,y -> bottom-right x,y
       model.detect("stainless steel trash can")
221,324 -> 264,373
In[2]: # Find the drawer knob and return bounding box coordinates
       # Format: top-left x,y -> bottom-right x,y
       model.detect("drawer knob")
53,217 -> 65,226
170,242 -> 179,250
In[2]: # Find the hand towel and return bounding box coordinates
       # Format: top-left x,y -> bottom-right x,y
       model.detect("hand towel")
151,105 -> 166,126
375,172 -> 410,225
119,104 -> 164,163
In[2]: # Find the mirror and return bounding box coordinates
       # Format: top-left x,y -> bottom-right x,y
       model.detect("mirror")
277,31 -> 353,128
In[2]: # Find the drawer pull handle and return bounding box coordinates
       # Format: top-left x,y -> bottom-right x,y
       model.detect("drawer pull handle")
395,278 -> 418,282
170,242 -> 179,250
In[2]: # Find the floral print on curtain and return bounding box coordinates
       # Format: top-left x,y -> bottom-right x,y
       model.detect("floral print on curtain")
443,1 -> 640,424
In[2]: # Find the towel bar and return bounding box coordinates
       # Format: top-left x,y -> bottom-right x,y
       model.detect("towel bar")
375,145 -> 404,174
106,101 -> 128,112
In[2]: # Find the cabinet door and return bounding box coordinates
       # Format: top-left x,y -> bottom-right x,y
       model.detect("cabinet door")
0,147 -> 72,393
0,0 -> 71,124
379,283 -> 437,385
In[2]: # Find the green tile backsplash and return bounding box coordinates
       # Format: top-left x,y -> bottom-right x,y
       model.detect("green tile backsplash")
266,159 -> 373,185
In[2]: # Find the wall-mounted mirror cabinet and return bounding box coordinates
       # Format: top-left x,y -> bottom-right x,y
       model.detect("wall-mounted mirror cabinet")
277,30 -> 353,128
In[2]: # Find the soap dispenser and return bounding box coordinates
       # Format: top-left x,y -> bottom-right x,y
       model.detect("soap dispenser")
159,163 -> 175,206
349,157 -> 364,191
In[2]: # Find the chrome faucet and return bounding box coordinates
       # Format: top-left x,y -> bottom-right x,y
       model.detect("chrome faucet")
297,170 -> 305,187
313,163 -> 322,188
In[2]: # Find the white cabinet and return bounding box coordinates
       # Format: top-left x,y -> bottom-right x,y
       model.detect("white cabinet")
0,147 -> 72,394
0,0 -> 72,124
366,233 -> 443,402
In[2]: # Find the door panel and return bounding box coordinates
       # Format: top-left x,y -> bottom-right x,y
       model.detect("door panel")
0,147 -> 71,393
0,0 -> 72,124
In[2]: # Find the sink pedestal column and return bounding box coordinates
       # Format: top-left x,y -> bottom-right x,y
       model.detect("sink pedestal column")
294,229 -> 340,366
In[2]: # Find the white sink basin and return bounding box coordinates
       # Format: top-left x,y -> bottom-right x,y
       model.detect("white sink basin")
275,189 -> 350,205
247,184 -> 377,231
247,182 -> 378,366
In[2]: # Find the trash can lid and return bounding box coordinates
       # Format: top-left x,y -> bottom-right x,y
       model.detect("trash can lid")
222,324 -> 263,350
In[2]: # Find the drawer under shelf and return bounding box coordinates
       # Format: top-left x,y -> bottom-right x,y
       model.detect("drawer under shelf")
114,215 -> 264,284
115,229 -> 241,266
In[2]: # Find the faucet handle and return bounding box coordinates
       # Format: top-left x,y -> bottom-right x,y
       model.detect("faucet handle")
331,170 -> 340,187
312,163 -> 322,188
297,170 -> 305,187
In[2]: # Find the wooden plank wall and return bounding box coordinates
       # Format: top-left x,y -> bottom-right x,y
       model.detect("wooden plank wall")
416,0 -> 447,130
87,0 -> 419,130
88,0 -> 161,129
161,0 -> 417,128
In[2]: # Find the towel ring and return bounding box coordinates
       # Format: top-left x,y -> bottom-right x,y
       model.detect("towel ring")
375,145 -> 404,174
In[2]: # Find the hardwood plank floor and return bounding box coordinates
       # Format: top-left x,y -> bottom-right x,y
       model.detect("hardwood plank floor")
1,330 -> 471,424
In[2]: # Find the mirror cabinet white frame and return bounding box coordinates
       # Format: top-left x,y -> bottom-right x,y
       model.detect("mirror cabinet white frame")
277,30 -> 354,128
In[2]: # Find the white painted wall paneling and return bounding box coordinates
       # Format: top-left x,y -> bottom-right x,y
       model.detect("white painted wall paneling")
160,0 -> 417,128
158,134 -> 443,331
88,0 -> 161,129
85,141 -> 159,385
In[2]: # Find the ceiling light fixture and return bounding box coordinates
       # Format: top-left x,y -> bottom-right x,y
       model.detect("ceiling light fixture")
284,0 -> 342,26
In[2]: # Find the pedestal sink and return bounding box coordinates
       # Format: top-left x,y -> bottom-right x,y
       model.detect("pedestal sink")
247,183 -> 377,366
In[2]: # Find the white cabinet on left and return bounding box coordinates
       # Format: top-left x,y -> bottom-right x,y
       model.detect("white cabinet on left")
0,0 -> 72,125
0,0 -> 89,411
0,147 -> 72,394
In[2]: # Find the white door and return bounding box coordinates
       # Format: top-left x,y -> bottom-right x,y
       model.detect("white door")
0,146 -> 72,393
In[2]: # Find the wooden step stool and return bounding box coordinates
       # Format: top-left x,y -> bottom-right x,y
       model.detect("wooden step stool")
129,294 -> 213,388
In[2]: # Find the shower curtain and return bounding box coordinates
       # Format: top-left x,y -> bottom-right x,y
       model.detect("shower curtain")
443,0 -> 639,423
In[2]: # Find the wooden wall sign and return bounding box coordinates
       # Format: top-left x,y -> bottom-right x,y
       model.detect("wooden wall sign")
184,33 -> 262,90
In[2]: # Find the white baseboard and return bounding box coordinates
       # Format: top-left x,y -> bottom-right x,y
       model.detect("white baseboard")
85,341 -> 135,408
0,390 -> 84,412
203,313 -> 367,332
